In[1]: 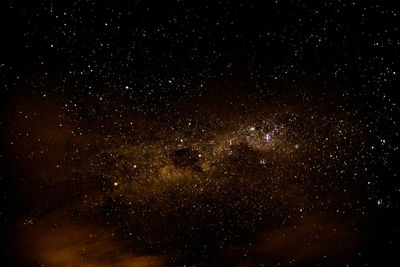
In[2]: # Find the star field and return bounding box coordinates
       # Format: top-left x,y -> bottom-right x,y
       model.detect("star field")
1,1 -> 400,266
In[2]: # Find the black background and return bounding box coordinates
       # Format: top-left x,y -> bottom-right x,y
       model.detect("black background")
1,0 -> 400,266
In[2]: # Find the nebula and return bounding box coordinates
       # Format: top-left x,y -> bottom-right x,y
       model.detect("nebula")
2,82 -> 383,266
2,1 -> 399,265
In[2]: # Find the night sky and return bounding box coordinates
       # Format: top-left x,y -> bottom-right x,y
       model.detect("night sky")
1,1 -> 400,266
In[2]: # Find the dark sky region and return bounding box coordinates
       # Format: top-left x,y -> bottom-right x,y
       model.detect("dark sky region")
1,1 -> 399,266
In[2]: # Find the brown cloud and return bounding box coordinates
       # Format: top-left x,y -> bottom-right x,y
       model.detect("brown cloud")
13,210 -> 165,267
